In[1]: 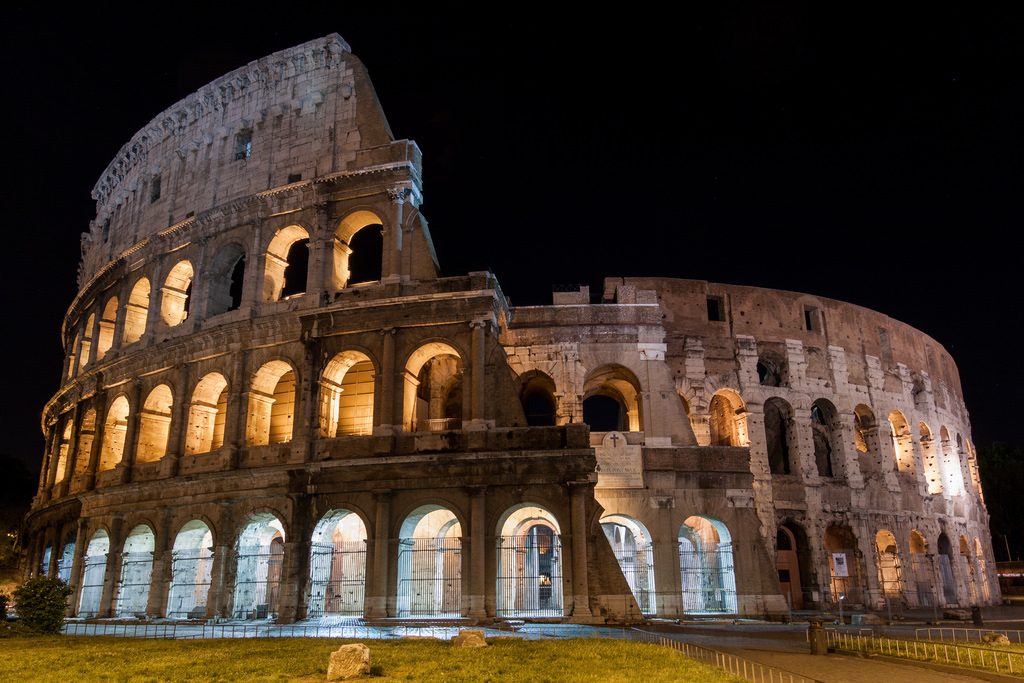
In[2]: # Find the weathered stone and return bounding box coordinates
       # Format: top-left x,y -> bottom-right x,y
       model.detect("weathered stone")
327,643 -> 370,681
452,629 -> 488,648
944,609 -> 972,621
982,632 -> 1011,646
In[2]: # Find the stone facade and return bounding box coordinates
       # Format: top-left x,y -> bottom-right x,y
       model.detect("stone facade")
24,34 -> 998,624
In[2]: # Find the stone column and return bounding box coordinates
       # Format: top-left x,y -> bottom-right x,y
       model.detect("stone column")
223,348 -> 250,469
161,364 -> 191,478
374,328 -> 397,436
84,392 -> 107,491
468,486 -> 487,618
568,482 -> 593,617
142,265 -> 163,346
384,187 -> 409,281
38,426 -> 57,502
146,512 -> 174,617
206,505 -> 234,619
243,214 -> 265,308
98,517 -> 125,617
467,319 -> 487,429
279,497 -> 311,623
366,491 -> 391,618
298,339 -> 321,462
47,528 -> 62,577
116,380 -> 143,484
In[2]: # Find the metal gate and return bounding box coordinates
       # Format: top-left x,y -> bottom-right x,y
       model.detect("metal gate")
608,537 -> 655,615
233,545 -> 283,619
78,554 -> 107,617
680,544 -> 737,613
877,551 -> 903,598
497,532 -> 563,617
938,554 -> 958,605
166,548 -> 213,618
397,537 -> 461,617
115,551 -> 153,616
307,541 -> 366,617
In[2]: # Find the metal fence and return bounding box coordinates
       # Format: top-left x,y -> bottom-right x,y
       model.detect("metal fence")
307,541 -> 366,617
166,548 -> 213,618
497,533 -> 563,617
608,539 -> 656,616
396,537 -> 462,617
828,629 -> 1024,675
630,629 -> 821,683
914,627 -> 1024,644
679,545 -> 737,614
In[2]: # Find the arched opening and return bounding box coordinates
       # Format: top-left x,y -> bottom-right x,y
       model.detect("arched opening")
888,410 -> 915,474
937,532 -> 958,606
207,244 -> 246,316
79,314 -> 95,371
122,277 -> 151,345
497,504 -> 563,617
875,529 -> 903,605
160,260 -> 194,326
919,423 -> 943,495
403,343 -> 463,432
78,530 -> 109,617
100,395 -> 130,471
184,373 -> 228,455
679,516 -> 737,613
709,390 -> 747,447
763,397 -> 794,475
58,539 -> 75,583
824,525 -> 863,606
136,384 -> 173,463
757,355 -> 785,387
776,521 -> 812,610
811,399 -> 839,478
582,365 -> 642,433
54,419 -> 72,484
319,352 -> 375,437
39,543 -> 52,577
73,408 -> 97,479
959,534 -> 978,604
334,211 -> 385,288
264,225 -> 309,301
307,510 -> 368,618
67,332 -> 79,379
909,530 -> 933,607
601,514 -> 655,615
974,538 -> 991,603
96,296 -> 118,360
115,524 -> 155,617
247,360 -> 296,446
519,371 -> 557,427
232,513 -> 285,619
166,520 -> 214,619
397,505 -> 462,617
940,427 -> 965,495
966,439 -> 983,499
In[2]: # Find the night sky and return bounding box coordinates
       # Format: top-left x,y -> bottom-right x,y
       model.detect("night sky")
2,8 -> 1021,475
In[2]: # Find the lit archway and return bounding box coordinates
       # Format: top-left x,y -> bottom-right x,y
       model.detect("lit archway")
58,538 -> 75,583
875,529 -> 903,603
397,505 -> 462,617
334,210 -> 384,288
403,343 -> 463,432
136,384 -> 173,463
909,530 -> 933,607
73,408 -> 97,479
601,514 -> 655,615
160,260 -> 194,326
307,510 -> 368,618
166,520 -> 214,619
247,360 -> 296,445
123,277 -> 151,344
206,244 -> 246,316
708,390 -> 747,447
679,516 -> 737,613
185,373 -> 229,455
319,351 -> 375,437
232,513 -> 286,619
96,296 -> 118,360
888,410 -> 915,474
78,529 -> 110,617
583,365 -> 642,433
264,225 -> 310,301
919,423 -> 943,494
115,524 -> 155,617
497,504 -> 563,617
99,395 -> 130,470
824,524 -> 863,605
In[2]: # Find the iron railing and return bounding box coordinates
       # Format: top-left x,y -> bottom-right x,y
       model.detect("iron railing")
828,629 -> 1024,675
497,534 -> 563,617
307,541 -> 366,617
396,537 -> 462,617
914,627 -> 1024,644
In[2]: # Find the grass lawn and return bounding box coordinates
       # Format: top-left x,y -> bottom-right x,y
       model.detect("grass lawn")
0,636 -> 743,682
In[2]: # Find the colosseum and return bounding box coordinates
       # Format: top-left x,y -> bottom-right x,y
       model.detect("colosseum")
24,34 -> 998,624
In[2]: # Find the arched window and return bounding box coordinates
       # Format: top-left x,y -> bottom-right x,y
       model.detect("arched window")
78,530 -> 110,617
115,524 -> 155,616
308,510 -> 368,617
888,410 -> 915,474
166,520 -> 214,619
136,384 -> 173,463
679,516 -> 737,614
757,354 -> 785,387
398,505 -> 463,617
875,529 -> 902,600
919,422 -> 943,494
854,405 -> 879,473
207,244 -> 246,316
403,342 -> 463,432
776,521 -> 811,610
810,399 -> 838,478
96,296 -> 118,360
247,361 -> 296,445
54,419 -> 73,484
582,365 -> 642,433
708,390 -> 747,447
519,371 -> 557,427
123,277 -> 151,344
233,513 -> 286,619
497,504 -> 563,617
334,211 -> 385,288
763,397 -> 794,475
160,260 -> 194,326
185,373 -> 229,455
319,351 -> 375,437
100,395 -> 130,471
601,515 -> 655,615
264,225 -> 310,301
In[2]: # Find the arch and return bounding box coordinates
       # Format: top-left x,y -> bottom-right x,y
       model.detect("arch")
185,373 -> 229,455
78,529 -> 110,617
79,313 -> 95,371
333,210 -> 386,289
247,360 -> 296,446
58,538 -> 76,583
115,524 -> 156,617
96,296 -> 118,360
709,389 -> 747,447
582,364 -> 643,432
397,504 -> 463,617
54,419 -> 73,483
965,439 -> 983,498
319,351 -> 375,438
73,408 -> 97,478
757,354 -> 785,387
811,399 -> 839,478
39,542 -> 52,577
919,422 -> 943,494
940,426 -> 965,495
136,384 -> 173,463
160,260 -> 194,326
403,342 -> 464,432
307,509 -> 368,618
776,521 -> 812,610
67,331 -> 80,379
166,520 -> 214,618
875,529 -> 903,601
497,504 -> 564,617
601,514 -> 655,615
122,277 -> 151,344
519,370 -> 557,427
100,395 -> 130,471
679,515 -> 737,613
824,524 -> 863,605
888,410 -> 915,474
264,225 -> 310,301
974,537 -> 992,603
763,397 -> 794,475
207,243 -> 247,316
937,532 -> 958,605
232,512 -> 286,619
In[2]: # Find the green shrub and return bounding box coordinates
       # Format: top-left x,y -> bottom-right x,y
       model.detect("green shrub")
0,592 -> 8,621
12,576 -> 72,633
